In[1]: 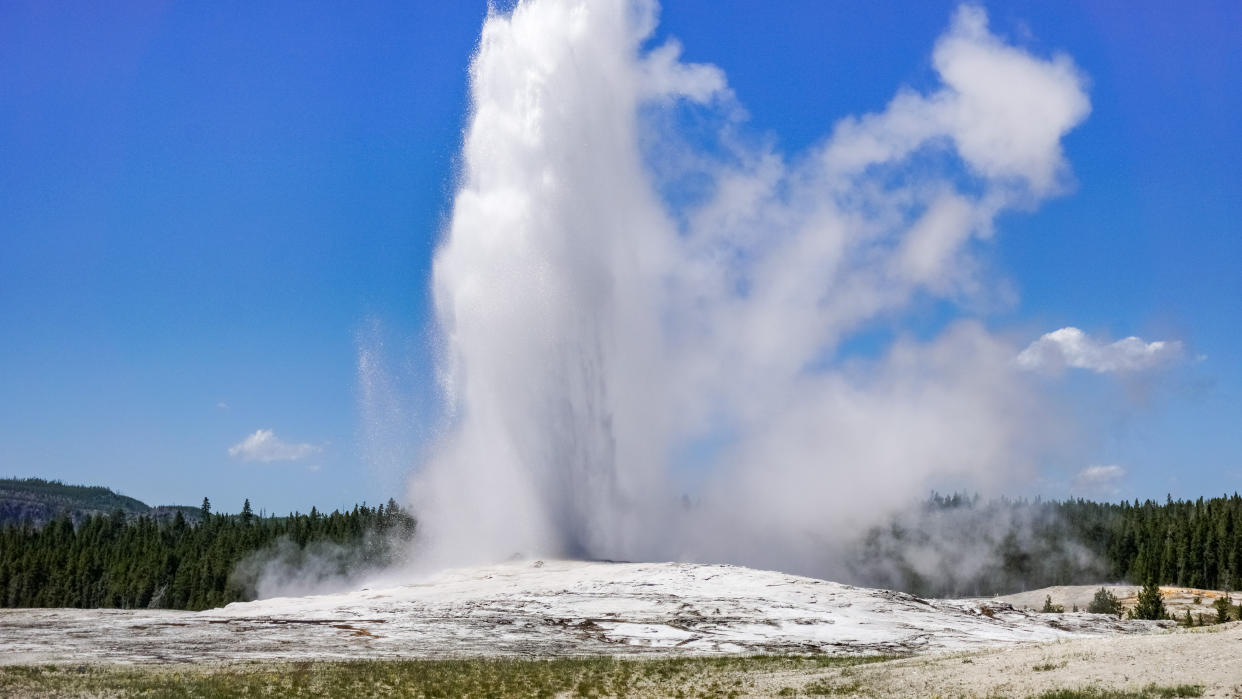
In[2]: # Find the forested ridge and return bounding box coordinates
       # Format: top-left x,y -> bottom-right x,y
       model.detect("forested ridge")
0,497 -> 415,611
0,477 -> 200,528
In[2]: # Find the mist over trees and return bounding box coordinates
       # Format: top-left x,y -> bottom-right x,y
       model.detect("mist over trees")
4,489 -> 1242,610
0,499 -> 415,610
850,493 -> 1242,597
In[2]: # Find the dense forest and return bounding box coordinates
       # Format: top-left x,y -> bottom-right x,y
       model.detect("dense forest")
853,493 -> 1242,597
4,485 -> 1242,609
0,497 -> 416,610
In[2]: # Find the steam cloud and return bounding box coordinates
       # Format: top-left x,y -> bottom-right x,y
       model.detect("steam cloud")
407,0 -> 1095,576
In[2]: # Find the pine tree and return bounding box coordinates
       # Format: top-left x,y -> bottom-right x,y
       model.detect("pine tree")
0,495 -> 417,611
1087,587 -> 1124,616
1213,595 -> 1232,623
1131,579 -> 1166,620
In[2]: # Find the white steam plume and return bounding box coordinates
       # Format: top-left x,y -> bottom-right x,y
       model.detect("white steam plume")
411,0 -> 1090,575
356,318 -> 425,488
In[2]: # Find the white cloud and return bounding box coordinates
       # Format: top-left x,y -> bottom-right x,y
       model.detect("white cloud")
228,429 -> 320,463
1016,327 -> 1184,373
216,402 -> 229,410
1072,464 -> 1126,496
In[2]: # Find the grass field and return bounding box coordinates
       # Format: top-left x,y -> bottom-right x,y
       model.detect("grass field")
0,655 -> 1211,698
0,655 -> 893,698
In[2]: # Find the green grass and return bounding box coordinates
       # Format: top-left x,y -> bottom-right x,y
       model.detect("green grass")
0,654 -> 898,698
1030,684 -> 1204,699
0,658 -> 1212,698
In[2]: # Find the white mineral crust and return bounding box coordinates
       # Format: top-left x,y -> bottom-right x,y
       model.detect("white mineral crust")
0,560 -> 1167,664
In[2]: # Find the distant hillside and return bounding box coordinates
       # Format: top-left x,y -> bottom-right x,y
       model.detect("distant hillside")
0,477 -> 201,528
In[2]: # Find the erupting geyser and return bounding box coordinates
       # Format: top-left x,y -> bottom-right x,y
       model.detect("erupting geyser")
410,0 -> 1090,574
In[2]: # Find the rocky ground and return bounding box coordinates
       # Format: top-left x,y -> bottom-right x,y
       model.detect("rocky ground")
755,621 -> 1242,697
1,560 -> 1170,666
0,626 -> 1238,697
8,560 -> 1239,697
988,583 -> 1240,622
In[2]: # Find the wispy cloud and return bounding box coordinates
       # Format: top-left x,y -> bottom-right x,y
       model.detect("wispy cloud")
228,429 -> 320,463
1017,327 -> 1183,373
1072,464 -> 1126,496
216,402 -> 230,410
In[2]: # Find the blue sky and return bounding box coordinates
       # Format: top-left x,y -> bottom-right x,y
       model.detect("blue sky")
1,1 -> 1238,514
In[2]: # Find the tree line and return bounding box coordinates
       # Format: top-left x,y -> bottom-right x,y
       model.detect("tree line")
0,498 -> 415,611
853,492 -> 1242,598
5,491 -> 1242,609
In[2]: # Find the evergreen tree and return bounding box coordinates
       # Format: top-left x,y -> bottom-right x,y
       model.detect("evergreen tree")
1213,595 -> 1232,623
855,492 -> 1242,597
0,498 -> 416,611
11,489 -> 1242,612
1087,587 -> 1123,616
1131,579 -> 1166,620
